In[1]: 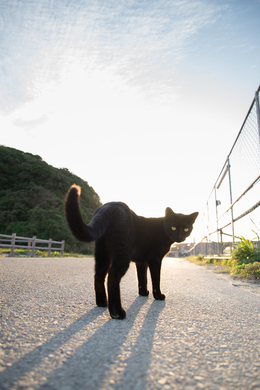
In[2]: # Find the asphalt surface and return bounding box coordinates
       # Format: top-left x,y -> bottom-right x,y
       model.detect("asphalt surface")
1,256 -> 260,390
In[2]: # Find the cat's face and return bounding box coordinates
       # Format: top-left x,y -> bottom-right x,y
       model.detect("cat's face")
164,207 -> 198,243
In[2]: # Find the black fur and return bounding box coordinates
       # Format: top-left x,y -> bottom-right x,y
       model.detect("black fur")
64,184 -> 198,319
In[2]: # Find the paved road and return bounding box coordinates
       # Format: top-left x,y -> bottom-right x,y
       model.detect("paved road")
1,257 -> 260,390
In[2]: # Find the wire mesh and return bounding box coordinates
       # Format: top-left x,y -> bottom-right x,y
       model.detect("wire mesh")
200,86 -> 260,248
229,99 -> 260,203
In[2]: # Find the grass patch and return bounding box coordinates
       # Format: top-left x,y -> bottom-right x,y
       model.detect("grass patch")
0,248 -> 92,258
187,255 -> 232,273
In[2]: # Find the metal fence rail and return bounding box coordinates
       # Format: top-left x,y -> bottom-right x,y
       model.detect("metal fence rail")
0,233 -> 65,257
199,85 -> 260,253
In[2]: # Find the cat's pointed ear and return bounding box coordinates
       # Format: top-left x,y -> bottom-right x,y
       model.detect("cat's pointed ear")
165,207 -> 175,218
189,212 -> 199,224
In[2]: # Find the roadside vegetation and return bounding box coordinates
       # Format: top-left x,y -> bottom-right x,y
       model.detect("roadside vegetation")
0,247 -> 92,258
188,228 -> 260,279
188,254 -> 232,274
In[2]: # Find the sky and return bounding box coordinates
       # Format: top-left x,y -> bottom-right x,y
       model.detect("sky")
0,0 -> 260,242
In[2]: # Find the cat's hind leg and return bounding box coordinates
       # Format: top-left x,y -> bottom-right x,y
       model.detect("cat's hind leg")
107,253 -> 130,320
135,262 -> 149,296
148,260 -> 165,300
94,238 -> 110,307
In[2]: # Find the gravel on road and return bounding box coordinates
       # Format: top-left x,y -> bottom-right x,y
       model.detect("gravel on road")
1,256 -> 260,390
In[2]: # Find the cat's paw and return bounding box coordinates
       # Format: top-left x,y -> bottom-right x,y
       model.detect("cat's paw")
110,307 -> 126,320
96,299 -> 107,307
139,287 -> 149,296
153,290 -> 166,300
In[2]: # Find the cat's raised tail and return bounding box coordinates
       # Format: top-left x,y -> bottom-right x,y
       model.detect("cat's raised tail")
64,184 -> 95,242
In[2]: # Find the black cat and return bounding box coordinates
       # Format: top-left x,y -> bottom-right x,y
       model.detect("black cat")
64,184 -> 198,320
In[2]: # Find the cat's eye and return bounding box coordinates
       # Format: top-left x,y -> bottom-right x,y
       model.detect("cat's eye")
184,228 -> 189,232
171,227 -> 177,231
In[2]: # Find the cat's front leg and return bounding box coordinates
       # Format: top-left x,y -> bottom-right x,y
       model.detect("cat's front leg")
136,262 -> 149,296
148,260 -> 165,300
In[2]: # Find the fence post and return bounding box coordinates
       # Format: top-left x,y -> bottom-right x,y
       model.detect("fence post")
48,239 -> 52,257
31,236 -> 36,257
10,233 -> 16,257
220,229 -> 223,254
61,240 -> 65,256
206,201 -> 210,242
214,185 -> 220,255
227,157 -> 235,244
27,239 -> 31,256
255,89 -> 260,146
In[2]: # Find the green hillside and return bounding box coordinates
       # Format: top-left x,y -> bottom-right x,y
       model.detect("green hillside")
0,146 -> 101,253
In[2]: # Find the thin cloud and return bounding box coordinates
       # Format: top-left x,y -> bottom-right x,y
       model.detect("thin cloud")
13,115 -> 49,131
0,0 -> 225,111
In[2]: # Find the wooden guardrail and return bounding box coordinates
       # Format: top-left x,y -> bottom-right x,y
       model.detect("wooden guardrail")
0,233 -> 65,257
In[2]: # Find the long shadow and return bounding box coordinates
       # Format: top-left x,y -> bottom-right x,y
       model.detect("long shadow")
113,300 -> 165,389
0,297 -> 149,389
37,296 -> 150,389
38,298 -> 165,390
0,306 -> 106,388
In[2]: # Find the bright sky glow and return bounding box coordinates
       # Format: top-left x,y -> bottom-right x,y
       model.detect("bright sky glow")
1,0 -> 260,241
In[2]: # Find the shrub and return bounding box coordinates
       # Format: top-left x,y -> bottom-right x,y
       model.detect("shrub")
231,236 -> 257,265
230,227 -> 260,277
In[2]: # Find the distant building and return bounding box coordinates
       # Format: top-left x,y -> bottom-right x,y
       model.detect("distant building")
168,242 -> 193,257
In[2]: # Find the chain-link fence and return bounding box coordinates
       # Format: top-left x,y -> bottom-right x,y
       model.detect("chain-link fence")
193,86 -> 260,255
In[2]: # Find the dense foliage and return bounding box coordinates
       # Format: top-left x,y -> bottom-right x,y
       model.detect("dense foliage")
0,146 -> 101,253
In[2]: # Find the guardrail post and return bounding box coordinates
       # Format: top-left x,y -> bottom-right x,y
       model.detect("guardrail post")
255,89 -> 260,146
227,157 -> 234,245
31,236 -> 36,257
61,240 -> 65,256
10,233 -> 16,257
48,239 -> 52,257
214,185 -> 220,255
27,239 -> 31,256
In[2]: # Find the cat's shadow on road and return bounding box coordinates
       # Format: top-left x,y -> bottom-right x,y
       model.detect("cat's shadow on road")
40,296 -> 165,389
113,298 -> 166,388
0,296 -> 165,390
